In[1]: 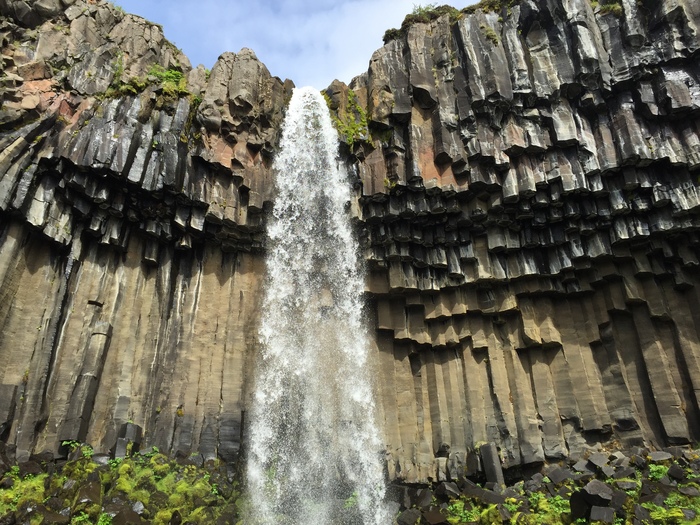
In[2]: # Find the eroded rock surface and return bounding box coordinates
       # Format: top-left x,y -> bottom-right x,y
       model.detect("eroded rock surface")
0,0 -> 700,484
337,0 -> 700,483
0,0 -> 290,463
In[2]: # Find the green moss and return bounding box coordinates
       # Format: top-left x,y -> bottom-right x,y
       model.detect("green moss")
324,89 -> 370,147
185,506 -> 215,523
115,473 -> 135,494
480,24 -> 500,45
0,473 -> 47,516
642,502 -> 686,523
174,478 -> 210,502
664,491 -> 700,516
155,471 -> 178,494
168,492 -> 185,507
383,4 -> 463,43
117,462 -> 133,477
0,447 -> 241,525
153,509 -> 173,525
150,455 -> 172,477
591,0 -> 624,16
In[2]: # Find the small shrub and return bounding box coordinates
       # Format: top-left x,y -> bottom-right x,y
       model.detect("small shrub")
62,440 -> 80,451
97,514 -> 113,525
649,464 -> 669,481
71,513 -> 92,524
480,24 -> 500,45
592,0 -> 624,16
383,3 -> 462,43
445,497 -> 480,523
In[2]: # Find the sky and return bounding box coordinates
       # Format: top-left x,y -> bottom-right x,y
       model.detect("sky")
111,0 -> 472,89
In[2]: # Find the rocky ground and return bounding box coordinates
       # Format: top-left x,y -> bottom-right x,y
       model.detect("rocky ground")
1,436 -> 699,524
0,440 -> 242,524
394,446 -> 700,524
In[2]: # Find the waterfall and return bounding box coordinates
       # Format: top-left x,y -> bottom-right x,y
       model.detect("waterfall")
246,87 -> 389,524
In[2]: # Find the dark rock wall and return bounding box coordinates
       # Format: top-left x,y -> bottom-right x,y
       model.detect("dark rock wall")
343,0 -> 700,482
0,0 -> 288,462
0,0 -> 700,484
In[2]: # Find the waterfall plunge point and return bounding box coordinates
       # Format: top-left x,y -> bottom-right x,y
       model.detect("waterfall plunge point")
246,87 -> 390,525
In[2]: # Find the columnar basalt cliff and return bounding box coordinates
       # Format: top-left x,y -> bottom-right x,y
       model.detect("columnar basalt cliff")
0,0 -> 699,486
338,0 -> 700,483
0,0 -> 291,464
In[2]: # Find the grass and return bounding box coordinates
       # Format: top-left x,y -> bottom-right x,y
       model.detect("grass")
590,0 -> 624,16
103,53 -> 190,108
383,3 -> 463,43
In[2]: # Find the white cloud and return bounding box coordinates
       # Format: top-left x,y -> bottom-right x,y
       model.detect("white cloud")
113,0 -> 469,88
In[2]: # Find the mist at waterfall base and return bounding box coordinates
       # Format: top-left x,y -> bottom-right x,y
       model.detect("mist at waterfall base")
246,87 -> 391,524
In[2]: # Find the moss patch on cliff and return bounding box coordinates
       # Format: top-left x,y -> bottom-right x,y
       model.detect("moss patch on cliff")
104,61 -> 190,108
591,0 -> 624,17
383,3 -> 463,43
323,88 -> 370,147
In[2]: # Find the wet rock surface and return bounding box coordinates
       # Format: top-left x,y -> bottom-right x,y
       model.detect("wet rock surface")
0,0 -> 699,489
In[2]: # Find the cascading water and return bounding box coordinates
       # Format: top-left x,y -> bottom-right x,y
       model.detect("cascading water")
246,87 -> 390,524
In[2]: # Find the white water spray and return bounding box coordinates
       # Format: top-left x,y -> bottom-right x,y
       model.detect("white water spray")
246,87 -> 389,524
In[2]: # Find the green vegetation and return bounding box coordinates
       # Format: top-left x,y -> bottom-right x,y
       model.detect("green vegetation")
439,475 -> 700,525
649,463 -> 669,481
147,64 -> 188,100
323,89 -> 370,148
382,0 -> 524,44
591,0 -> 624,16
480,24 -> 500,45
343,490 -> 359,509
72,512 -> 113,524
0,445 -> 241,524
0,469 -> 47,518
383,3 -> 463,43
104,53 -> 190,109
463,0 -> 520,14
446,497 -> 481,523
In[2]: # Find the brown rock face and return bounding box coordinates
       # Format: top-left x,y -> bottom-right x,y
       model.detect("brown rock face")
0,0 -> 290,463
0,0 -> 700,484
344,0 -> 700,482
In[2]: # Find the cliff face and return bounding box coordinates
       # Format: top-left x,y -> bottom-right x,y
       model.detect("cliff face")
344,0 -> 700,482
0,0 -> 699,483
0,0 -> 290,464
